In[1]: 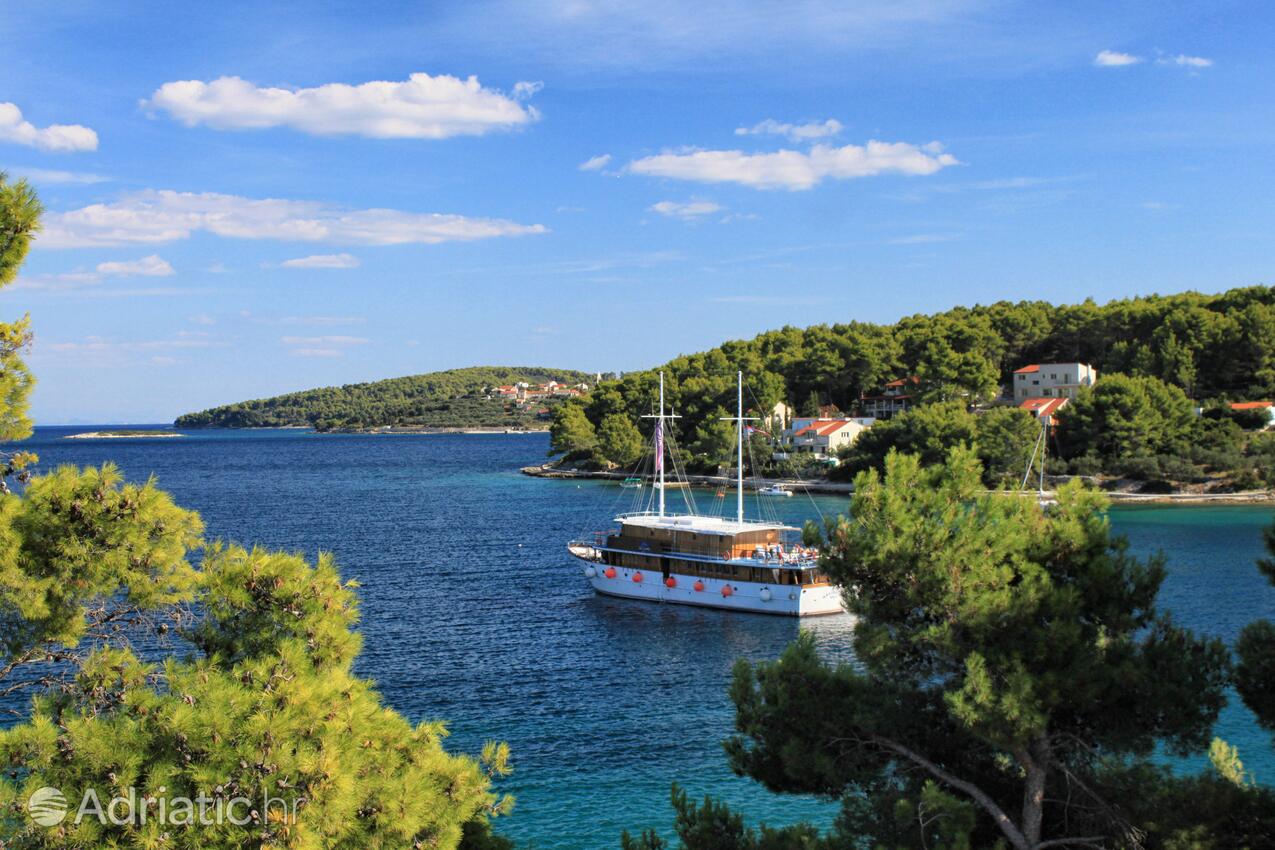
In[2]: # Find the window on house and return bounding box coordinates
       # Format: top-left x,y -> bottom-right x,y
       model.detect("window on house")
1043,388 -> 1052,396
1050,373 -> 1057,380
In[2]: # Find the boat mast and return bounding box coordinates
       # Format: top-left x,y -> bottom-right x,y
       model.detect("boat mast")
718,371 -> 756,523
736,371 -> 744,524
659,372 -> 666,518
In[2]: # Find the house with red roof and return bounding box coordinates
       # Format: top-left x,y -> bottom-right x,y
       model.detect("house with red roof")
859,376 -> 920,419
785,417 -> 872,459
1012,362 -> 1097,401
1229,400 -> 1275,429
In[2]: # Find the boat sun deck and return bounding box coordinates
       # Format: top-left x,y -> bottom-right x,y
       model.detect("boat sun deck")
613,511 -> 795,536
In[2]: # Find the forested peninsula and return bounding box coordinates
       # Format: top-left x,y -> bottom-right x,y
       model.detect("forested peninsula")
550,285 -> 1275,490
175,366 -> 593,431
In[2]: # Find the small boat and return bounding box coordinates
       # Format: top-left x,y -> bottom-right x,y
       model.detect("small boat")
757,484 -> 794,498
620,477 -> 644,489
567,371 -> 844,617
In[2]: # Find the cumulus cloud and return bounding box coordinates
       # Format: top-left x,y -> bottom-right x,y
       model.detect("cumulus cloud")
649,200 -> 723,219
579,153 -> 612,171
1094,49 -> 1141,67
96,254 -> 175,277
279,253 -> 360,269
0,103 -> 98,152
735,118 -> 842,141
627,141 -> 957,191
144,73 -> 540,139
36,189 -> 547,249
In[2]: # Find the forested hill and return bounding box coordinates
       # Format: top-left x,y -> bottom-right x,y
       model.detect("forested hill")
175,367 -> 592,430
551,285 -> 1275,475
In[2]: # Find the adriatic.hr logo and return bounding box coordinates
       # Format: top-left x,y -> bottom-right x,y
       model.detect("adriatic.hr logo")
26,786 -> 69,826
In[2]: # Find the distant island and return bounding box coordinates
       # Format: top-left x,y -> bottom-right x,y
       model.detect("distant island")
67,429 -> 184,439
174,366 -> 595,432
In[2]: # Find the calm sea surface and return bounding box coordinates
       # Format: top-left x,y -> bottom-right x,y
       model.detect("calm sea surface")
10,427 -> 1275,848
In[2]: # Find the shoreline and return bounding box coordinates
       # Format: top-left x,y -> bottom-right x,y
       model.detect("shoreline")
519,464 -> 1275,505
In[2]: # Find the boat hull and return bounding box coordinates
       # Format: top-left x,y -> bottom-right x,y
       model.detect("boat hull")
580,562 -> 845,617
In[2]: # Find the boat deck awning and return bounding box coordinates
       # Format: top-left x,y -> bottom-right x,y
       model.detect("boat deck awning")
614,511 -> 797,536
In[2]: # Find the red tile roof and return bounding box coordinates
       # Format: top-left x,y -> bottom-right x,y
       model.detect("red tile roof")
883,376 -> 921,387
793,419 -> 860,437
1014,364 -> 1040,374
1230,401 -> 1274,411
1019,397 -> 1068,416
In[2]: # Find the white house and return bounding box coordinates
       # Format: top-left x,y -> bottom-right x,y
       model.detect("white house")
1012,363 -> 1097,400
859,376 -> 919,419
785,418 -> 872,459
1019,396 -> 1068,425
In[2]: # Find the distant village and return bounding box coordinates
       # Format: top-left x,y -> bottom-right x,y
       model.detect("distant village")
766,362 -> 1274,465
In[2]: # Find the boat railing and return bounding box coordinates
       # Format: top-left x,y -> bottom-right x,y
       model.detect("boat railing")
584,538 -> 821,570
612,511 -> 790,528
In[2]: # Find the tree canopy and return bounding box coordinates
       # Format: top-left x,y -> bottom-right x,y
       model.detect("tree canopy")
0,173 -> 513,849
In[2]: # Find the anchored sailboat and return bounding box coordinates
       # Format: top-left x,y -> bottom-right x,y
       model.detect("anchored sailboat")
567,371 -> 845,616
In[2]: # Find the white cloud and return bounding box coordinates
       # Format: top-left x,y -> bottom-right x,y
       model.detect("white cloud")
627,140 -> 957,191
1162,54 -> 1212,68
649,200 -> 724,219
37,189 -> 547,249
144,73 -> 540,139
6,166 -> 108,184
188,313 -> 217,326
14,254 -> 175,294
1094,50 -> 1141,67
735,118 -> 842,142
279,253 -> 360,269
96,254 -> 174,277
0,103 -> 98,152
291,348 -> 343,358
579,154 -> 612,171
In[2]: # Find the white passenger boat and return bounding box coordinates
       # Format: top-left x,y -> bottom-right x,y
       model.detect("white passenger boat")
757,484 -> 794,497
567,371 -> 845,617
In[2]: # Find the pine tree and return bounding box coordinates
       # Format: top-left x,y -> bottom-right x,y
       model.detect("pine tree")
0,175 -> 513,848
723,448 -> 1229,849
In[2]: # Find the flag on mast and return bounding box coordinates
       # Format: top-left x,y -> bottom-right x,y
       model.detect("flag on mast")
655,419 -> 664,472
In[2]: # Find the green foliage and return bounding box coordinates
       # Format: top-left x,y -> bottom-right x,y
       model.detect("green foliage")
0,177 -> 512,849
1235,518 -> 1275,736
0,463 -> 203,669
722,449 -> 1229,849
0,545 -> 511,850
619,786 -> 827,850
595,413 -> 645,467
0,173 -> 41,442
835,401 -> 1039,485
1056,373 -> 1197,463
548,401 -> 596,457
175,367 -> 592,430
565,287 -> 1275,469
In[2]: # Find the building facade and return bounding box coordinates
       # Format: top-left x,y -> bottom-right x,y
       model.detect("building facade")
859,376 -> 919,419
1012,363 -> 1097,400
785,418 -> 873,458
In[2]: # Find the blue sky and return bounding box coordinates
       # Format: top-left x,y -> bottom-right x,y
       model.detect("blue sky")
3,1 -> 1272,423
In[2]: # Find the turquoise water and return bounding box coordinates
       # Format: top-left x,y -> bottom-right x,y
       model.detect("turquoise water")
11,427 -> 1275,848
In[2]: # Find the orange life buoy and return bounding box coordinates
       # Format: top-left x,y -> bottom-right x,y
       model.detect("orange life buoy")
721,585 -> 733,597
633,572 -> 644,583
693,580 -> 704,592
665,577 -> 677,588
604,567 -> 616,579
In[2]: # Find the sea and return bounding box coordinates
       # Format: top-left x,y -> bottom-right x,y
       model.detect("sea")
7,426 -> 1275,848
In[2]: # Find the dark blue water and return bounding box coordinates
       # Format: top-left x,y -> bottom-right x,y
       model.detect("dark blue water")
10,427 -> 1275,848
